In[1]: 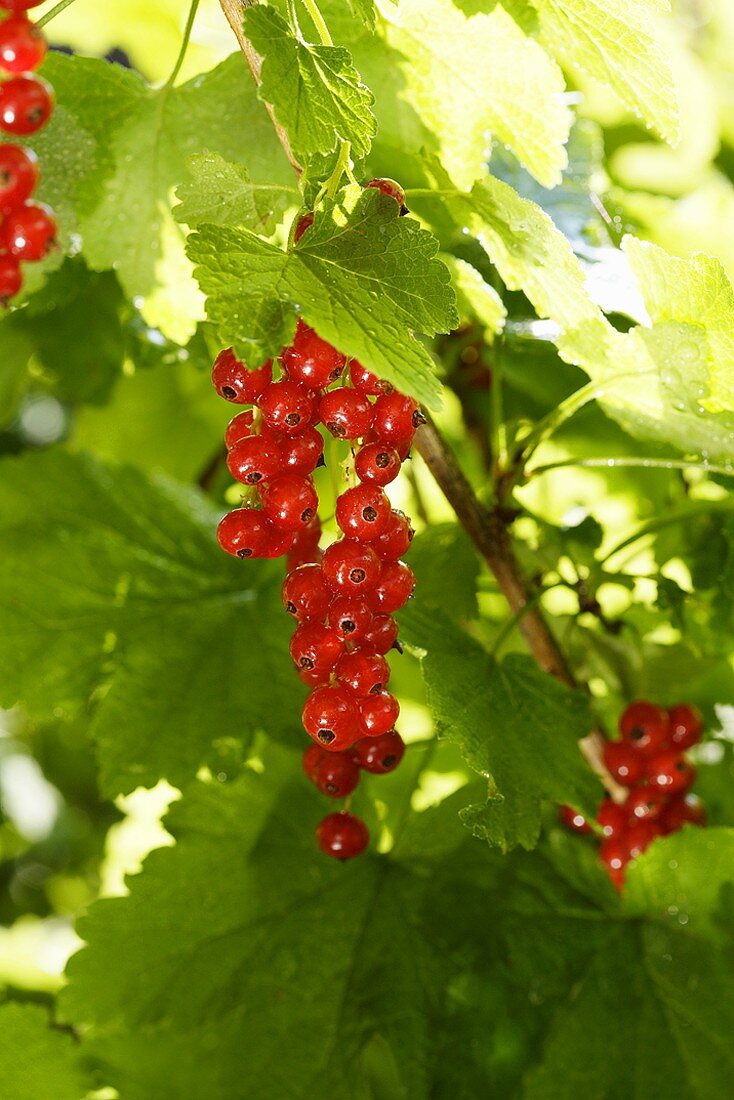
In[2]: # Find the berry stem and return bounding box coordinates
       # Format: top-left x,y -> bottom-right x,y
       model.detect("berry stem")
165,0 -> 201,89
36,0 -> 80,28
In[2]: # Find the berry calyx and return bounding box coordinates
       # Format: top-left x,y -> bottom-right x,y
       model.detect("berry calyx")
0,74 -> 52,135
335,484 -> 391,541
212,349 -> 272,404
602,739 -> 645,787
281,319 -> 345,388
328,595 -> 373,643
358,690 -> 400,737
289,621 -> 343,679
321,539 -> 381,594
319,389 -> 374,440
316,811 -> 369,860
369,560 -> 415,614
352,730 -> 405,774
258,379 -> 315,436
282,563 -> 332,622
302,685 -> 359,751
619,700 -> 670,755
0,142 -> 37,211
1,201 -> 55,260
335,651 -> 390,697
364,177 -> 406,209
645,750 -> 695,794
372,392 -> 425,446
260,473 -> 318,531
668,703 -> 703,750
216,508 -> 273,559
354,442 -> 402,486
312,752 -> 361,798
226,435 -> 282,485
0,15 -> 46,72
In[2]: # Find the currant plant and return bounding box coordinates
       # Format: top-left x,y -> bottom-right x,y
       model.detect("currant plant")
1,0 -> 734,1097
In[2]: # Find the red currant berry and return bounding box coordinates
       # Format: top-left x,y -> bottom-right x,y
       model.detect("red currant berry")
659,793 -> 706,833
668,703 -> 703,750
0,16 -> 46,72
358,614 -> 400,655
328,595 -> 373,643
293,212 -> 314,244
0,75 -> 52,135
625,820 -> 661,859
336,651 -> 390,697
263,526 -> 295,559
354,442 -> 401,487
224,410 -> 255,450
619,700 -> 670,755
336,485 -> 391,541
212,348 -> 272,404
281,319 -> 345,388
352,730 -> 405,773
645,750 -> 696,795
364,177 -> 406,208
359,690 -> 399,737
0,1 -> 44,9
372,510 -> 414,561
319,389 -> 374,441
372,392 -> 425,446
1,201 -> 55,260
313,751 -> 361,798
282,563 -> 331,622
596,799 -> 628,839
625,785 -> 666,822
226,435 -> 281,485
303,685 -> 359,750
287,515 -> 322,570
258,380 -> 314,436
0,254 -> 21,301
321,539 -> 381,594
0,143 -> 36,211
602,740 -> 645,787
349,359 -> 390,396
216,508 -> 272,559
369,560 -> 415,614
316,811 -> 369,860
559,805 -> 591,833
363,427 -> 411,462
599,836 -> 629,885
303,742 -> 327,782
260,473 -> 318,531
277,425 -> 324,475
290,621 -> 343,679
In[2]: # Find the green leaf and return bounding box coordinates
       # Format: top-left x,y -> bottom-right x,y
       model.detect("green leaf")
399,604 -> 599,849
244,4 -> 376,161
174,152 -> 299,231
407,522 -> 480,623
0,1003 -> 88,1100
187,188 -> 457,408
0,450 -> 300,795
442,255 -> 506,335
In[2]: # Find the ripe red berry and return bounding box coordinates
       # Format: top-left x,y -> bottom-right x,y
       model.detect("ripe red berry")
358,614 -> 400,655
369,560 -> 415,614
287,515 -> 322,570
263,526 -> 295,559
0,1 -> 45,9
596,799 -> 628,839
1,201 -> 55,260
0,16 -> 46,72
0,74 -> 52,135
0,254 -> 21,301
319,389 -> 374,441
282,563 -> 331,622
335,485 -> 391,541
358,690 -> 400,737
0,143 -> 36,211
645,750 -> 695,795
659,792 -> 706,833
328,595 -> 373,643
559,804 -> 591,833
602,740 -> 645,787
281,319 -> 345,388
216,508 -> 273,558
302,685 -> 359,750
364,177 -> 406,208
352,730 -> 405,773
599,836 -> 629,883
625,820 -> 661,859
290,621 -> 343,679
316,811 -> 369,860
349,359 -> 390,396
625,785 -> 666,822
372,392 -> 425,446
226,435 -> 281,485
277,425 -> 324,475
354,442 -> 401,487
258,380 -> 314,436
336,651 -> 390,697
372,510 -> 414,560
302,742 -> 326,782
619,700 -> 670,755
260,473 -> 318,531
668,704 -> 703,750
212,349 -> 272,404
224,410 -> 255,450
293,212 -> 314,244
313,752 -> 361,798
321,539 -> 381,594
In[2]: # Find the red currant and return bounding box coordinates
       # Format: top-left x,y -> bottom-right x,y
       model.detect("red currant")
336,651 -> 390,697
263,527 -> 295,559
328,595 -> 373,643
359,690 -> 400,737
364,177 -> 406,208
312,752 -> 361,798
277,425 -> 324,475
335,485 -> 391,541
645,750 -> 695,794
602,740 -> 645,787
0,0 -> 44,8
212,349 -> 272,404
659,792 -> 706,833
369,560 -> 415,614
260,473 -> 318,531
0,75 -> 52,135
0,254 -> 21,301
281,319 -> 345,388
293,212 -> 314,244
599,836 -> 629,886
216,508 -> 273,558
319,389 -> 374,441
354,442 -> 402,486
226,435 -> 282,485
0,143 -> 36,211
282,563 -> 331,622
372,392 -> 425,446
358,614 -> 400,655
258,380 -> 314,436
224,410 -> 255,450
596,799 -> 628,839
559,805 -> 591,833
321,539 -> 381,594
372,510 -> 414,560
352,730 -> 405,773
625,820 -> 661,859
1,201 -> 55,260
289,621 -> 343,679
625,786 -> 666,822
316,811 -> 369,860
668,704 -> 703,750
349,359 -> 390,396
302,685 -> 359,750
364,427 -> 411,462
302,742 -> 326,782
0,16 -> 46,72
287,515 -> 322,570
619,700 -> 670,755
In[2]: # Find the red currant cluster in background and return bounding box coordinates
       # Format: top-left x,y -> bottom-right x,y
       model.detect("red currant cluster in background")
211,179 -> 420,862
562,700 -> 706,888
0,0 -> 56,303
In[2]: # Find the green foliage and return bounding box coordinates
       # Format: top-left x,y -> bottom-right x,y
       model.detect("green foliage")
0,1004 -> 88,1099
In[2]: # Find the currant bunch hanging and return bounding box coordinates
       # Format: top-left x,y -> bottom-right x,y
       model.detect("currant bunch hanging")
562,700 -> 706,888
211,179 -> 419,861
0,0 -> 56,303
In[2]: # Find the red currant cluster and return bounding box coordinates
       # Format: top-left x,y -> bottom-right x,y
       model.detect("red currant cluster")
211,277 -> 420,860
562,701 -> 706,888
0,0 -> 56,302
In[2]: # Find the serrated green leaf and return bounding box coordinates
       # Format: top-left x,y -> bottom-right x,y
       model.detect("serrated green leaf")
407,522 -> 480,623
187,188 -> 457,407
0,1003 -> 88,1100
0,450 -> 300,795
174,152 -> 299,231
244,5 -> 376,160
442,255 -> 506,335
